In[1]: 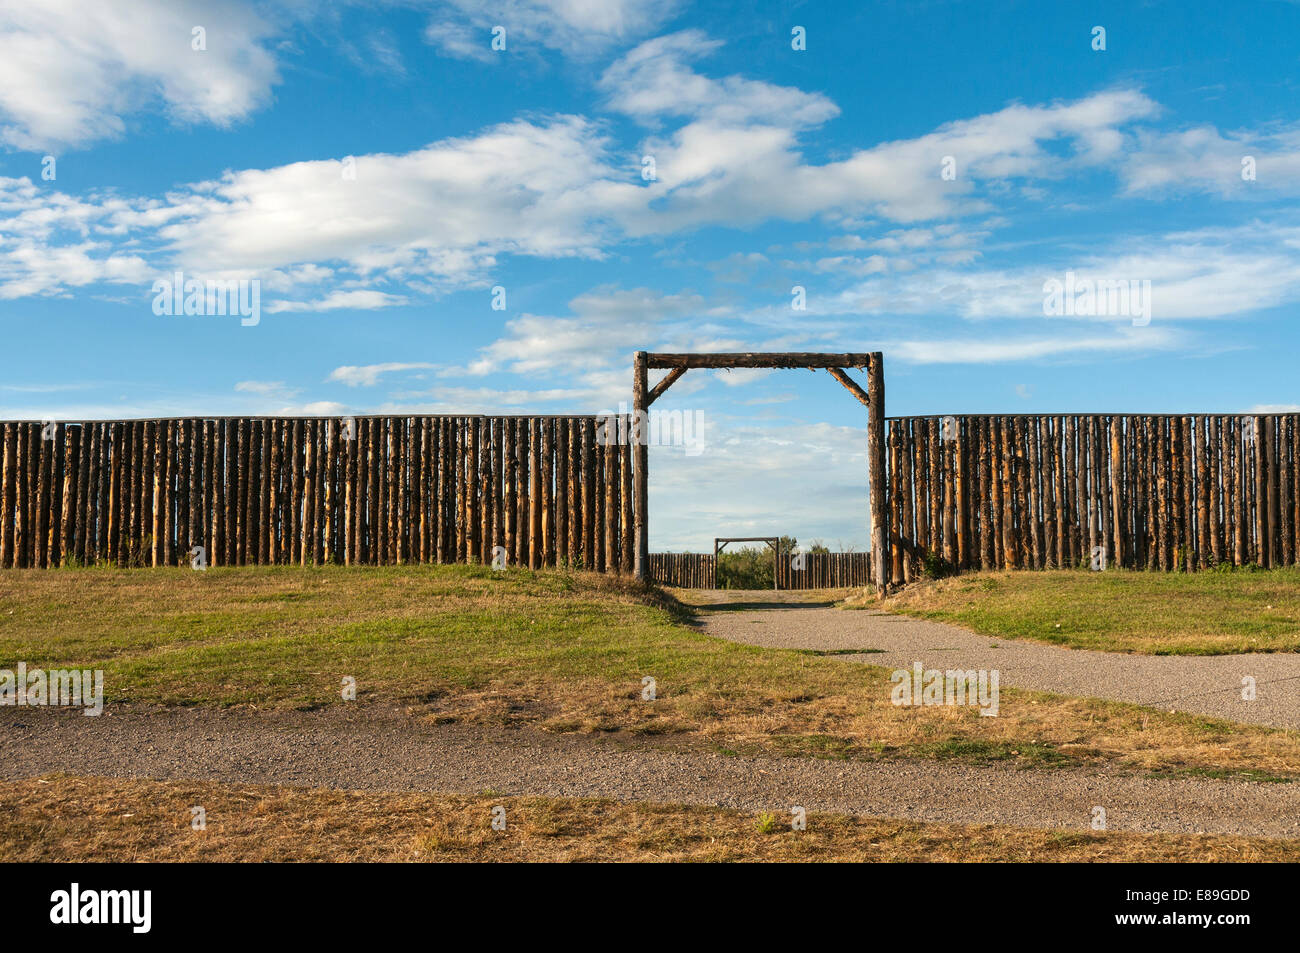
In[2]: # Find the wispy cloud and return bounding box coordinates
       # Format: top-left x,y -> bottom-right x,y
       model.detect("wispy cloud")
886,326 -> 1182,364
265,290 -> 408,313
424,0 -> 683,61
327,362 -> 436,387
234,380 -> 298,399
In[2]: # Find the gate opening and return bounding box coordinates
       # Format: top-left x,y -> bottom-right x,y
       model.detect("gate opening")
632,352 -> 887,595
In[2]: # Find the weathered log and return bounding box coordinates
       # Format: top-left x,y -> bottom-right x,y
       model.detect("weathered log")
911,419 -> 927,568
958,417 -> 971,569
480,417 -> 492,563
898,420 -> 914,582
516,419 -> 530,567
1111,417 -> 1124,569
568,418 -> 580,567
1281,416 -> 1294,567
602,419 -> 617,572
888,423 -> 902,580
541,418 -> 554,567
1,424 -> 14,567
1027,417 -> 1043,569
300,420 -> 315,565
79,423 -> 96,564
1254,416 -> 1267,566
648,352 -> 875,370
621,428 -> 633,573
581,419 -> 595,569
864,356 -> 887,592
1266,416 -> 1280,568
35,424 -> 53,568
56,424 -> 76,566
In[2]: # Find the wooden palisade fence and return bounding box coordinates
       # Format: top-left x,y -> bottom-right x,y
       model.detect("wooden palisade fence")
647,553 -> 717,588
0,416 -> 635,571
884,413 -> 1300,584
779,552 -> 874,589
9,401 -> 1285,590
648,551 -> 871,589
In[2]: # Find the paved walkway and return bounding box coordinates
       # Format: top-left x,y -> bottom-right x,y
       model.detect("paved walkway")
5,708 -> 1299,838
689,592 -> 1300,729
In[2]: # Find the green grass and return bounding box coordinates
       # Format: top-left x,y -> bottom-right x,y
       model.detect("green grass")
912,738 -> 1073,767
875,569 -> 1300,654
0,564 -> 725,710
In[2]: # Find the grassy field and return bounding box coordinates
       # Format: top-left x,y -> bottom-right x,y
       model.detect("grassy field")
5,774 -> 1295,863
872,569 -> 1300,655
3,565 -> 1300,778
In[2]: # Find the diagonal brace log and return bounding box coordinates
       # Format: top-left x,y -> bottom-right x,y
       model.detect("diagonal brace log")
646,367 -> 687,407
826,367 -> 871,409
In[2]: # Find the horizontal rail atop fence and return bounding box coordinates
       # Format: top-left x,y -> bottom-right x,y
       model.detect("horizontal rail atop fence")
884,413 -> 1300,585
0,416 -> 635,572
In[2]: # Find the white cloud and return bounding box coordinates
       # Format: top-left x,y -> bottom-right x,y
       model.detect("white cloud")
0,176 -> 153,298
265,289 -> 408,313
0,0 -> 281,150
600,30 -> 838,127
651,420 -> 870,550
434,285 -> 735,407
818,221 -> 1300,322
0,237 -> 151,299
424,0 -> 683,61
383,384 -> 592,413
294,400 -> 348,416
602,35 -> 1160,231
155,116 -> 640,290
7,20 -> 1299,367
467,285 -> 708,378
234,380 -> 298,399
1122,125 -> 1300,197
885,326 -> 1183,364
327,362 -> 436,387
714,368 -> 774,387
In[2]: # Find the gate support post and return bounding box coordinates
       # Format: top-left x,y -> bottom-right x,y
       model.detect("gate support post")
633,350 -> 649,581
866,354 -> 888,597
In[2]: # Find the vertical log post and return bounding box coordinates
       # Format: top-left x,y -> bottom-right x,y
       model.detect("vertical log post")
866,353 -> 887,596
633,351 -> 649,581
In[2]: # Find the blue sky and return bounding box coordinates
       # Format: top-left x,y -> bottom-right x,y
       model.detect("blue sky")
2,0 -> 1299,549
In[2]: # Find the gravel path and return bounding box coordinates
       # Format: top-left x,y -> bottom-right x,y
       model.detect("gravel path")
690,593 -> 1300,729
5,707 -> 1299,838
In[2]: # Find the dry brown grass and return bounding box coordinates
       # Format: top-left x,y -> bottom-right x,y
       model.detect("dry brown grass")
4,774 -> 1295,863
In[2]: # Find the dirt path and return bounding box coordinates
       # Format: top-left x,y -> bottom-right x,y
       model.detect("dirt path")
688,592 -> 1300,729
5,707 -> 1299,838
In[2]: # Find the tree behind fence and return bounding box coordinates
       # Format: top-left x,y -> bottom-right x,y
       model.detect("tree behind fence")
0,416 -> 634,571
886,413 -> 1300,583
